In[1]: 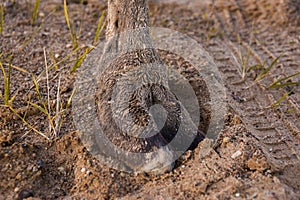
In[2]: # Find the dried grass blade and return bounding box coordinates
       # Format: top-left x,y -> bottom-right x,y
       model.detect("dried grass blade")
8,106 -> 50,140
55,74 -> 62,135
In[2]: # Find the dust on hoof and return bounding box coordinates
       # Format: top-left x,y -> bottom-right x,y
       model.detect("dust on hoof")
93,49 -> 211,172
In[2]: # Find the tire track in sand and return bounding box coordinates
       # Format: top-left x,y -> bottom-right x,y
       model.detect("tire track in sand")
207,0 -> 300,190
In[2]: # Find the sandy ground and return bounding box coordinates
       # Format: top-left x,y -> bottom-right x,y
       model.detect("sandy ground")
0,0 -> 300,199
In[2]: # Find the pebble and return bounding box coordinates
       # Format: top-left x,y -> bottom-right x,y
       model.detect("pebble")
17,189 -> 33,200
4,1 -> 13,8
27,165 -> 33,171
58,167 -> 65,172
199,139 -> 214,159
81,168 -> 86,173
16,173 -> 22,180
231,150 -> 242,159
36,160 -> 43,168
222,137 -> 230,144
38,12 -> 45,18
66,43 -> 73,48
32,166 -> 38,172
235,193 -> 240,197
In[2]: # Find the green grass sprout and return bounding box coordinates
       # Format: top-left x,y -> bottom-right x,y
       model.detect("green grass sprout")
237,35 -> 252,80
0,54 -> 29,106
70,47 -> 90,73
0,62 -> 9,105
32,73 -> 42,99
32,0 -> 40,25
66,87 -> 76,109
267,91 -> 292,108
63,0 -> 78,49
0,2 -> 4,34
94,10 -> 106,45
268,71 -> 300,89
0,55 -> 13,105
252,55 -> 282,82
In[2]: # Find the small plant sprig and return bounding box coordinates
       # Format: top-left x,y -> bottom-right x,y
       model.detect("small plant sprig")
28,48 -> 77,137
29,73 -> 76,137
63,0 -> 78,49
0,54 -> 17,106
248,55 -> 282,82
268,71 -> 300,89
70,9 -> 106,73
0,54 -> 48,138
0,58 -> 11,105
246,54 -> 299,108
62,2 -> 107,73
267,91 -> 293,108
0,53 -> 31,107
267,71 -> 300,108
70,47 -> 90,73
237,35 -> 253,80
